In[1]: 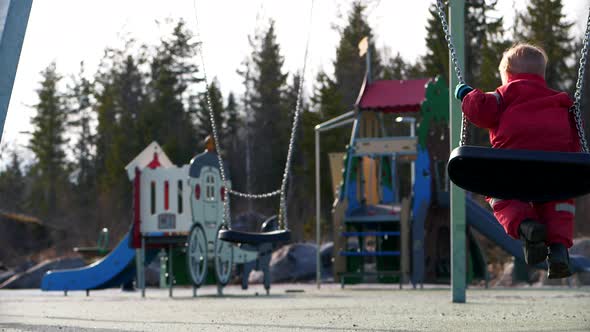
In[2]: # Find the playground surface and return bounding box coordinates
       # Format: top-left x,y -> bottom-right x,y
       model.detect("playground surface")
1,284 -> 589,332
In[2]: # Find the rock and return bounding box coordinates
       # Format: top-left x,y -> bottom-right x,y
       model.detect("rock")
249,243 -> 318,283
14,260 -> 36,273
570,237 -> 590,285
495,261 -> 515,287
144,256 -> 161,287
0,270 -> 15,284
0,257 -> 85,289
494,260 -> 536,287
319,242 -> 334,278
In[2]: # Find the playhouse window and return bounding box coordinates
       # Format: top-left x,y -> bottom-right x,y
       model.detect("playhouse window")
178,180 -> 183,213
205,175 -> 215,201
150,181 -> 156,215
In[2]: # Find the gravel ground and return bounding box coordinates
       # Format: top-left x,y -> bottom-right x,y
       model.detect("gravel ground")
1,284 -> 589,331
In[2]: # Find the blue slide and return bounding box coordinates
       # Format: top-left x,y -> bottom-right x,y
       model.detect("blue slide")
42,232 -> 147,291
466,197 -> 590,273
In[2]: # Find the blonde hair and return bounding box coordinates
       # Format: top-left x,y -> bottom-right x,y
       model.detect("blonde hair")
499,43 -> 548,82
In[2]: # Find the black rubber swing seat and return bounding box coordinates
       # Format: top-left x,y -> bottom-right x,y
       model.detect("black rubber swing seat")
218,229 -> 291,245
447,146 -> 590,202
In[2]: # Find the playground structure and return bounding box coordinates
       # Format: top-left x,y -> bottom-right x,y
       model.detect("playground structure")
322,78 -> 435,287
42,141 -> 275,296
131,141 -> 275,296
316,75 -> 489,288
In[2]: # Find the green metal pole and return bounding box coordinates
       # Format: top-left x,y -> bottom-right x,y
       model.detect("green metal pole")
449,0 -> 466,304
315,129 -> 321,289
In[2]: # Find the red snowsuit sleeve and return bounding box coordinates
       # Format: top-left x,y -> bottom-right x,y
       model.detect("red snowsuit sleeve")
461,89 -> 502,129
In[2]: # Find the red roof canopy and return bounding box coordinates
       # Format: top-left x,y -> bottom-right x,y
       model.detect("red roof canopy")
356,78 -> 432,113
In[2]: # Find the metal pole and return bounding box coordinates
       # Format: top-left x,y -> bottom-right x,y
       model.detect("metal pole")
366,38 -> 371,84
0,0 -> 33,140
141,236 -> 146,298
313,112 -> 356,289
135,249 -> 141,292
315,129 -> 321,289
315,111 -> 355,130
449,0 -> 466,303
410,119 -> 416,195
168,245 -> 173,298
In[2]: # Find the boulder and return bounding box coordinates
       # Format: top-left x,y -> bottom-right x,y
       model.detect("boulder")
249,243 -> 318,283
494,260 -> 538,287
14,260 -> 36,273
570,237 -> 590,285
319,242 -> 334,278
0,257 -> 85,289
144,256 -> 161,287
494,261 -> 515,287
0,270 -> 15,284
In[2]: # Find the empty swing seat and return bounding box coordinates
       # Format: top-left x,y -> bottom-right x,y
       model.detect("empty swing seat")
218,229 -> 291,245
447,146 -> 590,202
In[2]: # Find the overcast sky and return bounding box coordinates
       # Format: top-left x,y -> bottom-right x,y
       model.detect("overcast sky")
2,0 -> 589,160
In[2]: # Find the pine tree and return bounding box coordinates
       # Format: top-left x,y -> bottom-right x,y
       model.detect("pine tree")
466,0 -> 510,91
423,4 -> 450,81
423,1 -> 508,90
95,51 -> 146,193
237,58 -> 256,212
382,53 -> 407,80
515,0 -> 576,91
222,92 -> 241,161
92,43 -> 150,238
0,150 -> 27,213
224,92 -> 240,143
333,1 -> 382,108
248,20 -> 289,198
28,62 -> 69,219
68,62 -> 96,188
147,20 -> 200,164
222,91 -> 243,204
382,53 -> 425,80
195,80 -> 224,143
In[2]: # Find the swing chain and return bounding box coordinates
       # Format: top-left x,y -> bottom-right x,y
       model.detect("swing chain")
196,43 -> 284,229
195,41 -> 232,228
570,6 -> 590,153
193,0 -> 314,230
435,0 -> 470,146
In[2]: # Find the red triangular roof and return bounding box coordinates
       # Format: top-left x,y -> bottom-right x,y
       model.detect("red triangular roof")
356,78 -> 432,113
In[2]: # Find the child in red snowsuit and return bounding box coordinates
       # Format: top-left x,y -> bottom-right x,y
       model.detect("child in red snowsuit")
455,43 -> 579,279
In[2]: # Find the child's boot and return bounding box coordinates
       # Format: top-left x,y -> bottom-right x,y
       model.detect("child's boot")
547,243 -> 572,279
518,219 -> 547,265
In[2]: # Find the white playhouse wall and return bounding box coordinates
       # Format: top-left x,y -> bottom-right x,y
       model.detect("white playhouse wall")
139,165 -> 193,234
